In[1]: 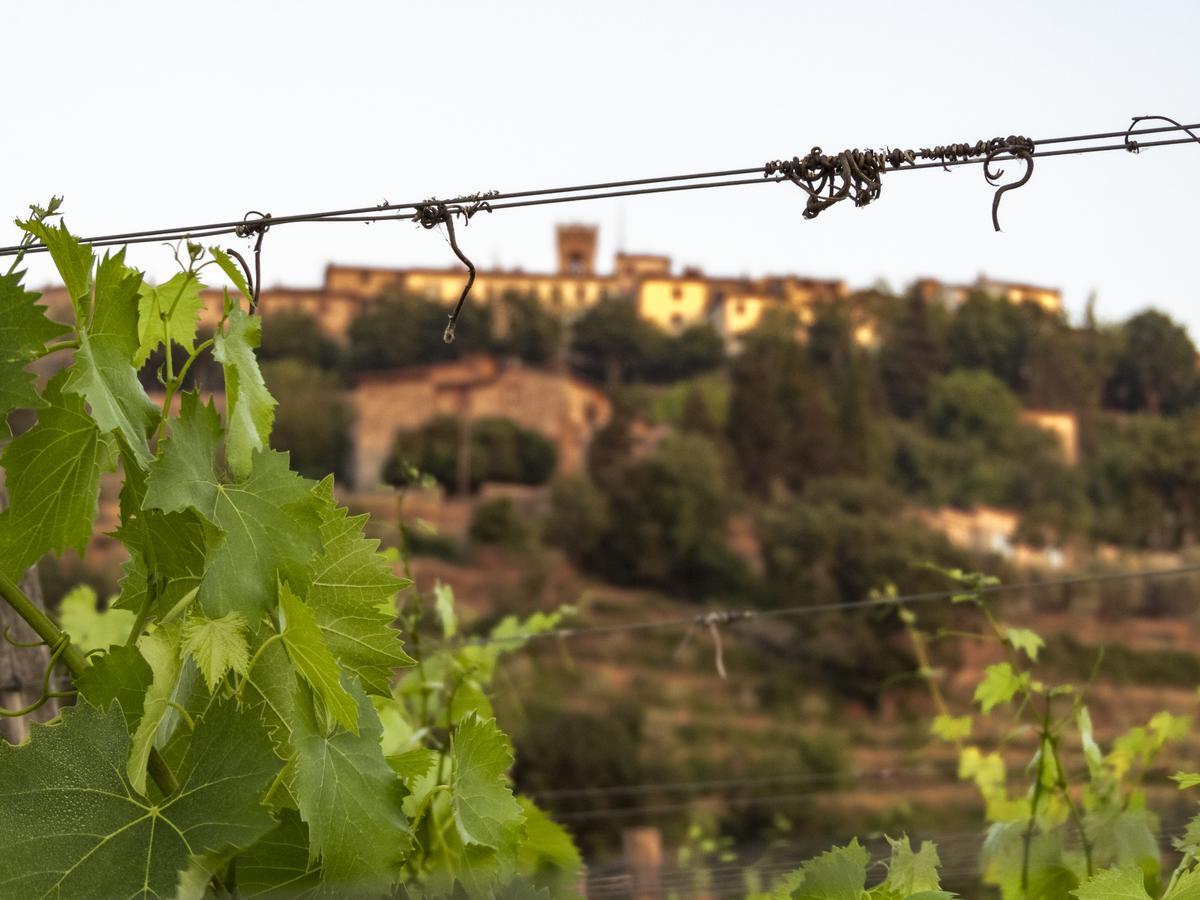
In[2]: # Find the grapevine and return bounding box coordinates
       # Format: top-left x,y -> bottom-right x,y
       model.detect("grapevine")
0,201 -> 581,898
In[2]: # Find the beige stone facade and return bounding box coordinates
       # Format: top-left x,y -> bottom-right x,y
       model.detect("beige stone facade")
350,357 -> 611,489
1019,409 -> 1080,465
913,274 -> 1063,314
34,226 -> 1059,356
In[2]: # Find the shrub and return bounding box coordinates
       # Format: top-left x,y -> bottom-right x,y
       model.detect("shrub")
384,415 -> 557,493
468,497 -> 533,548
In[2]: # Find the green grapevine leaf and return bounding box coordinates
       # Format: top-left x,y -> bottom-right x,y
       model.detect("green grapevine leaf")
1079,706 -> 1104,776
57,583 -> 135,652
882,836 -> 941,894
144,393 -> 323,618
435,580 -> 459,638
973,662 -> 1025,713
134,270 -> 204,366
784,838 -> 868,900
0,698 -> 278,900
517,798 -> 584,899
1087,808 -> 1159,881
279,580 -> 359,734
306,478 -> 414,695
214,303 -> 276,479
237,809 -> 321,899
127,625 -> 184,794
19,218 -> 93,320
1176,812 -> 1200,857
0,371 -> 115,580
75,642 -> 153,732
387,747 -> 438,782
1005,626 -> 1045,662
291,680 -> 412,894
113,446 -> 208,620
181,610 -> 250,691
451,712 -> 525,850
1110,712 -> 1190,778
1172,772 -> 1200,789
209,247 -> 253,303
0,271 -> 69,437
64,249 -> 158,463
1072,866 -> 1151,900
930,714 -> 972,743
1165,870 -> 1200,900
1027,865 -> 1079,900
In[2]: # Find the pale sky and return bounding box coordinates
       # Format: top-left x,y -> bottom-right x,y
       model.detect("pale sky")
4,1 -> 1198,333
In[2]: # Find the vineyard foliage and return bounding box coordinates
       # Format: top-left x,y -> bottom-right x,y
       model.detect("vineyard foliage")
768,571 -> 1200,899
0,203 -> 580,898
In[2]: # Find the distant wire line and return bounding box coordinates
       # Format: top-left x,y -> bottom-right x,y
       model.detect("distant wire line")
2,120 -> 1198,257
527,762 -> 959,801
468,562 -> 1200,648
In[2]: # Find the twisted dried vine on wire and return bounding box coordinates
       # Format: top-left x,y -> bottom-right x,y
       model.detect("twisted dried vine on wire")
765,134 -> 1036,230
411,191 -> 497,342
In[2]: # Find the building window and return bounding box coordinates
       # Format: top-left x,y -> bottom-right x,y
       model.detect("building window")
576,284 -> 585,301
672,286 -> 683,301
670,313 -> 683,327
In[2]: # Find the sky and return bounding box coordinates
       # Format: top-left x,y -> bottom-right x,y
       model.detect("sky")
4,1 -> 1199,333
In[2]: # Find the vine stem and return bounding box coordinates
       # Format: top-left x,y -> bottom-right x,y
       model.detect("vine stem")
1049,734 -> 1093,876
36,339 -> 79,359
0,570 -> 179,795
1020,700 -> 1051,895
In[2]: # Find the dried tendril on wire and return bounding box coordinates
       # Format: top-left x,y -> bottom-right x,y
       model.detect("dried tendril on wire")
766,134 -> 1036,231
412,191 -> 498,343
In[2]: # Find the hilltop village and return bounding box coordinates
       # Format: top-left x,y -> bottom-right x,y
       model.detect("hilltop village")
35,224 -> 1078,567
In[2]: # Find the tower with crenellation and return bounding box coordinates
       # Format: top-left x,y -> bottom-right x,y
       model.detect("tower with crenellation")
556,224 -> 597,276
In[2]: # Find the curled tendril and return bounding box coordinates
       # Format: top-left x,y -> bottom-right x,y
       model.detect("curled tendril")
2,624 -> 46,648
0,634 -> 77,718
411,192 -> 497,343
1124,114 -> 1200,154
766,134 -> 1036,230
983,137 -> 1036,232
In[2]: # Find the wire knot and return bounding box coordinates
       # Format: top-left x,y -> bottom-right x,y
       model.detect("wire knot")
694,609 -> 752,628
234,210 -> 272,238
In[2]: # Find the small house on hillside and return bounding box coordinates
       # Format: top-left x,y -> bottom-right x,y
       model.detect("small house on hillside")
351,356 -> 611,490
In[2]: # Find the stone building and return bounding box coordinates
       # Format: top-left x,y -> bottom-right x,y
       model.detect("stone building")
912,274 -> 1063,314
350,356 -> 611,489
36,226 -> 1061,356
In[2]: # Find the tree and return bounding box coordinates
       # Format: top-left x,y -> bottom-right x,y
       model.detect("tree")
490,290 -> 564,365
926,369 -> 1023,446
1087,412 -> 1200,548
877,292 -> 948,418
587,432 -> 747,595
1103,309 -> 1198,414
727,313 -> 841,496
569,296 -> 651,385
755,478 -> 981,704
570,298 -> 725,385
947,292 -> 1056,392
259,308 -> 340,369
345,291 -> 488,372
544,474 -> 611,566
263,359 -> 355,480
644,322 -> 725,382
